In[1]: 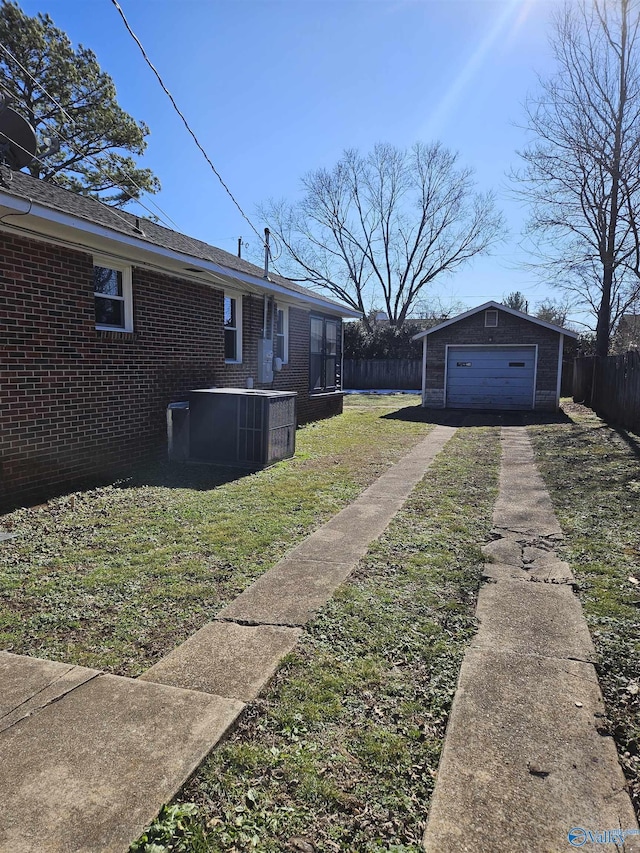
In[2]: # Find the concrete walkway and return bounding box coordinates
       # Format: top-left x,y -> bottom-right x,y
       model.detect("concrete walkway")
0,424 -> 456,853
423,427 -> 640,853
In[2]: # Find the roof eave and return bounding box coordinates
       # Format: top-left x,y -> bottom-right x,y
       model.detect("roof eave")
0,189 -> 361,319
412,300 -> 579,340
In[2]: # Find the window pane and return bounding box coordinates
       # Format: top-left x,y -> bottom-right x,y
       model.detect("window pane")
325,357 -> 336,389
95,296 -> 124,327
275,334 -> 285,361
310,318 -> 323,354
224,328 -> 237,360
276,309 -> 284,335
224,296 -> 236,327
94,266 -> 122,297
325,322 -> 337,355
310,354 -> 323,390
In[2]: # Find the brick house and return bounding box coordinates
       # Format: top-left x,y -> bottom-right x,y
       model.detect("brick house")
412,301 -> 578,410
0,171 -> 359,511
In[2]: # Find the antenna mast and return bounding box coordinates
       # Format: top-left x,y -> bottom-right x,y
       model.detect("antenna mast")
263,228 -> 271,279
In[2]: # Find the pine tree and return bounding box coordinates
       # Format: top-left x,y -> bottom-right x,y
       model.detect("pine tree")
0,0 -> 160,206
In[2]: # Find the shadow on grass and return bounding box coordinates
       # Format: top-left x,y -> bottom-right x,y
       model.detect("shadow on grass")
612,427 -> 640,460
113,459 -> 251,492
381,405 -> 574,428
0,461 -> 256,513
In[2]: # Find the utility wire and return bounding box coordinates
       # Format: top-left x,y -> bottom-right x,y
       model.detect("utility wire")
0,46 -> 181,231
1,119 -> 286,288
0,127 -> 151,236
1,127 -> 288,295
0,43 -> 75,125
109,0 -> 264,246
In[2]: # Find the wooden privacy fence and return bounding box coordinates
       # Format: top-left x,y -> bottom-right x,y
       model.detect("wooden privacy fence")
561,359 -> 574,397
343,359 -> 422,390
574,352 -> 640,433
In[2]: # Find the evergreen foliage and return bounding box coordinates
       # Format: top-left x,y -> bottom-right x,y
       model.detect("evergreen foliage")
0,0 -> 159,206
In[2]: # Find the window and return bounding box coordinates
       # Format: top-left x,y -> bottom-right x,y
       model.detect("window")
93,259 -> 133,331
275,306 -> 289,364
224,293 -> 242,362
310,316 -> 340,393
485,310 -> 498,328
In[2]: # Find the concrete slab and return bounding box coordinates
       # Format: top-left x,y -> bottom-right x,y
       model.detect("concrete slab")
217,556 -> 355,626
140,621 -> 301,702
423,650 -> 640,853
287,524 -> 372,564
473,579 -> 596,662
0,673 -> 244,853
481,561 -> 532,583
402,426 -> 458,463
523,548 -> 575,584
493,428 -> 563,537
423,427 -> 639,853
362,475 -> 425,501
219,426 -> 458,627
354,426 -> 455,496
0,652 -> 100,734
481,537 -> 523,566
319,497 -> 407,542
522,544 -> 556,565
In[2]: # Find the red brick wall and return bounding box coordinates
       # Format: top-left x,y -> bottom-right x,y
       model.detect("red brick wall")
273,306 -> 344,424
0,234 -> 343,510
216,298 -> 343,423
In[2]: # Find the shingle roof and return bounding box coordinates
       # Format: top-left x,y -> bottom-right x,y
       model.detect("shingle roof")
412,300 -> 578,339
0,170 -> 355,314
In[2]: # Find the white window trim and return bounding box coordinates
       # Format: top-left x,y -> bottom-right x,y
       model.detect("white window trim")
485,310 -> 498,328
93,255 -> 133,332
276,305 -> 289,364
224,292 -> 243,364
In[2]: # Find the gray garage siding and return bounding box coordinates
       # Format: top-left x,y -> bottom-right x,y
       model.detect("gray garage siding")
424,308 -> 561,410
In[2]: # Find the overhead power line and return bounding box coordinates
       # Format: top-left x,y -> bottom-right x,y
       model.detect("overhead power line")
109,0 -> 264,246
0,43 -> 181,231
0,128 -> 146,237
0,42 -> 74,125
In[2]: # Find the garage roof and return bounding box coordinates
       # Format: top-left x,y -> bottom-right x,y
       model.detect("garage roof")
412,301 -> 579,340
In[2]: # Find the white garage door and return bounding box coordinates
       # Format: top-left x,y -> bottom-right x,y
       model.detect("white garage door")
446,346 -> 536,410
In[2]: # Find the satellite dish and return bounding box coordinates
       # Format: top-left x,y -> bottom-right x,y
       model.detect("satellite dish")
0,98 -> 37,170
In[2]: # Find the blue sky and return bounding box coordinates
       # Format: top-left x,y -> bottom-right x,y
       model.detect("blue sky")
18,0 -> 573,322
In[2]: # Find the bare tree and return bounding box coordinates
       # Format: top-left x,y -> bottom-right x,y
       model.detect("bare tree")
535,296 -> 573,327
513,0 -> 640,355
261,143 -> 504,329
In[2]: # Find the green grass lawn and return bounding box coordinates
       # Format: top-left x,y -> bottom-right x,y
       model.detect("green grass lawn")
0,395 -> 429,676
134,424 -> 501,853
12,395 -> 635,851
342,393 -> 421,408
528,402 -> 640,817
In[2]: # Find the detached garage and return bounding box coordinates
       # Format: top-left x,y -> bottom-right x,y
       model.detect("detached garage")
413,301 -> 578,411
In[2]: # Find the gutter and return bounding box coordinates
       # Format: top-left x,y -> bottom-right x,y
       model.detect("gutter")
0,190 -> 362,320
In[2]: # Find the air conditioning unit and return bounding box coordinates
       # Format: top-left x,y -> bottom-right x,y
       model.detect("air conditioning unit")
188,388 -> 297,468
